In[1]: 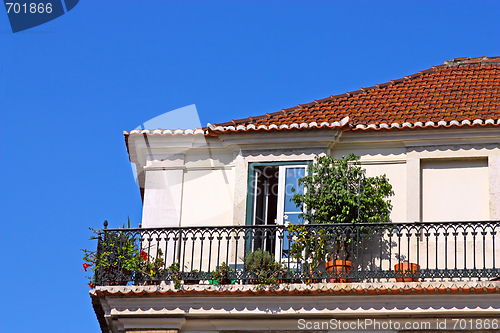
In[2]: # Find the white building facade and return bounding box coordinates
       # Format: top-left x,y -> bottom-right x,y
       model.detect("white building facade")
92,56 -> 500,333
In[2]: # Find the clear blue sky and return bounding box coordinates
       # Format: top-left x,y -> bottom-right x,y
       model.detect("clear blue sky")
0,1 -> 498,332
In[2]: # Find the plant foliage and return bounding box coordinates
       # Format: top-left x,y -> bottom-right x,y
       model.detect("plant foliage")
244,248 -> 283,286
210,262 -> 234,285
82,218 -> 140,287
287,154 -> 394,263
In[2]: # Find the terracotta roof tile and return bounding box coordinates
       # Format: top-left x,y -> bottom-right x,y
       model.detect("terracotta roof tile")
123,57 -> 500,139
206,56 -> 500,133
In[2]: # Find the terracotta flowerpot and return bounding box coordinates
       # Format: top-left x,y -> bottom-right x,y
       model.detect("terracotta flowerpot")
394,262 -> 420,282
325,260 -> 352,283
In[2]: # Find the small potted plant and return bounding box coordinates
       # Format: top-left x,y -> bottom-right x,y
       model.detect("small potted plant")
279,267 -> 303,284
244,248 -> 284,285
166,262 -> 182,288
138,248 -> 166,285
210,262 -> 235,285
286,224 -> 325,283
183,268 -> 200,285
394,255 -> 420,282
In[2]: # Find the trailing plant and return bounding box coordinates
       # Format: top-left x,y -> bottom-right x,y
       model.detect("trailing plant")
82,218 -> 140,287
166,262 -> 181,288
286,223 -> 327,272
287,154 -> 394,263
256,265 -> 282,288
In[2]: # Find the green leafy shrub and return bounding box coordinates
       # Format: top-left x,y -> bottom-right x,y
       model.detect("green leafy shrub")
287,154 -> 394,263
166,262 -> 181,288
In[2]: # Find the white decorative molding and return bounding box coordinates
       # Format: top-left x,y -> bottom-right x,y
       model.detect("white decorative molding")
124,116 -> 498,137
92,282 -> 500,333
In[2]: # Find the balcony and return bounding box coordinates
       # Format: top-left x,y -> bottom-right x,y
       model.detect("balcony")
91,220 -> 500,287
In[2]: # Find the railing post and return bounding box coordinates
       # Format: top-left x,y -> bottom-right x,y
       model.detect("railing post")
177,228 -> 182,265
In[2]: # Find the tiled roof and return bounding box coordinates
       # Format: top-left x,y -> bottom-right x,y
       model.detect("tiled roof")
90,281 -> 500,298
123,56 -> 500,142
209,56 -> 500,133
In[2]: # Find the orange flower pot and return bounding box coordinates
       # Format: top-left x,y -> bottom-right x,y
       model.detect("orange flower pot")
325,260 -> 352,283
394,262 -> 420,282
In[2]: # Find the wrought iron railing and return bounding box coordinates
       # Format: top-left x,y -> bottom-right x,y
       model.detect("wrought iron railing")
94,221 -> 500,286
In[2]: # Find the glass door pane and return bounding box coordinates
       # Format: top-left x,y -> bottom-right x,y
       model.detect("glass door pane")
251,165 -> 279,253
277,166 -> 306,260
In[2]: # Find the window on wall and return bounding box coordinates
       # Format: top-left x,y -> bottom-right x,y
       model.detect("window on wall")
246,162 -> 309,256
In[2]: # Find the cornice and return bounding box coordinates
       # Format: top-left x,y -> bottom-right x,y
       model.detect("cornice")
91,281 -> 500,318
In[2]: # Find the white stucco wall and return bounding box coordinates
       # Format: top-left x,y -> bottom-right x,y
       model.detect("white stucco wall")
142,154 -> 185,228
131,129 -> 499,227
180,148 -> 235,227
421,158 -> 489,222
181,168 -> 235,226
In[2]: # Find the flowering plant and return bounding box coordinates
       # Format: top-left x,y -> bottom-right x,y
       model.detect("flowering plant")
138,248 -> 165,282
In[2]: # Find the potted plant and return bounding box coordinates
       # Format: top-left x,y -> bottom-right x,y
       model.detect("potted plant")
183,268 -> 200,285
279,267 -> 303,284
285,223 -> 326,283
210,262 -> 235,285
82,219 -> 141,287
288,154 -> 394,283
244,248 -> 284,285
394,262 -> 420,282
138,248 -> 166,285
